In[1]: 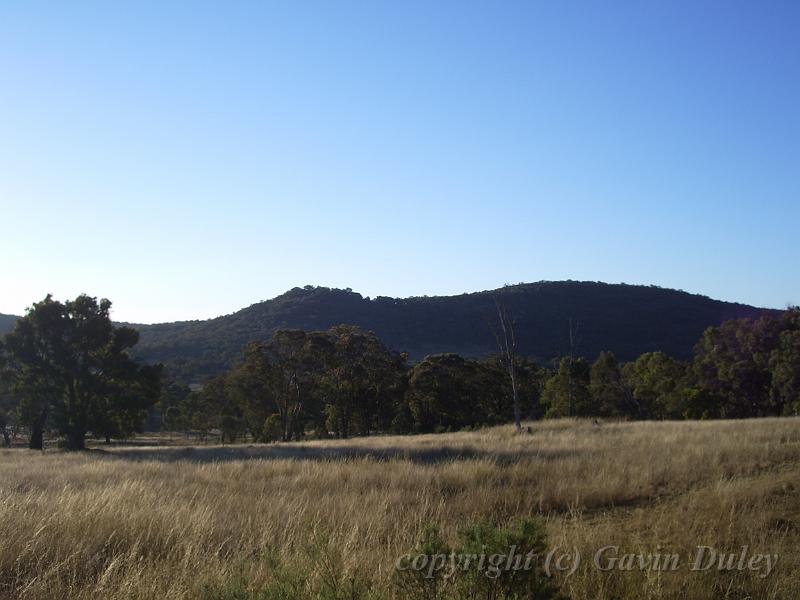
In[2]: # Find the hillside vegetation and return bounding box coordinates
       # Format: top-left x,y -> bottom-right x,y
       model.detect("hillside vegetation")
3,293 -> 796,452
127,281 -> 772,382
1,418 -> 798,599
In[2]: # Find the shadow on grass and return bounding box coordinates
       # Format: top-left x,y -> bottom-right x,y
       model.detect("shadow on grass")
94,443 -> 585,465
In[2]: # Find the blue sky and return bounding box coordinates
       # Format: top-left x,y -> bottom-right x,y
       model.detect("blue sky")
1,1 -> 798,323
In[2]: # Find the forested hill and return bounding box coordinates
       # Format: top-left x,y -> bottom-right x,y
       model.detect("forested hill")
0,314 -> 17,335
119,281 -> 775,382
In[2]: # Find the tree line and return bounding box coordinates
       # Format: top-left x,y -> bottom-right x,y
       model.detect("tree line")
1,295 -> 798,448
159,306 -> 800,442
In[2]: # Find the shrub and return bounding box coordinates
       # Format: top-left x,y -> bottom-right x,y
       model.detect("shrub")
395,518 -> 566,600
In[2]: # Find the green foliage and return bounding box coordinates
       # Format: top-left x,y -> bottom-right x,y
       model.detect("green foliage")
200,568 -> 253,600
589,351 -> 627,416
692,309 -> 800,418
395,518 -> 565,600
0,377 -> 15,447
198,530 -> 377,600
512,356 -> 549,420
404,354 -> 531,433
771,328 -> 800,416
406,354 -> 481,433
541,357 -> 592,417
0,294 -> 161,449
767,309 -> 800,416
164,307 -> 800,439
622,352 -> 690,419
394,524 -> 452,600
2,295 -> 797,449
228,333 -> 315,442
158,376 -> 192,431
318,325 -> 405,438
201,375 -> 246,443
261,414 -> 283,442
174,325 -> 407,441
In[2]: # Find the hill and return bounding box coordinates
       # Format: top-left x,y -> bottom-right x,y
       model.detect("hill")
0,313 -> 17,336
125,281 -> 775,382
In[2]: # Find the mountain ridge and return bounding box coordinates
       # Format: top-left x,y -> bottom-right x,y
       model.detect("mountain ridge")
112,281 -> 777,382
1,282 -> 780,382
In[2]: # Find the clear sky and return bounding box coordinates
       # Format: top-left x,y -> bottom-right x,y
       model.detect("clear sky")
1,1 -> 798,323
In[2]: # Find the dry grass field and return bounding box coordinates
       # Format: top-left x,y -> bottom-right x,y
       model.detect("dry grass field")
1,418 -> 799,599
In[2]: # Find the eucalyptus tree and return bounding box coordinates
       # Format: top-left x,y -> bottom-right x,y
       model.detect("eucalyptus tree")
1,294 -> 161,450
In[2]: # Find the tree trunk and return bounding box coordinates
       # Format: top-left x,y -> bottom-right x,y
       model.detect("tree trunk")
493,297 -> 522,431
66,428 -> 86,451
511,369 -> 521,430
64,383 -> 87,450
29,409 -> 47,450
281,411 -> 290,442
29,427 -> 43,450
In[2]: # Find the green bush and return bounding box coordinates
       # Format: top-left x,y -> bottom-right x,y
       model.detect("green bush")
198,530 -> 377,600
261,414 -> 283,442
394,524 -> 453,600
395,518 -> 566,600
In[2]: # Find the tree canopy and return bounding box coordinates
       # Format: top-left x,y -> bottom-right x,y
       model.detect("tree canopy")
0,295 -> 161,449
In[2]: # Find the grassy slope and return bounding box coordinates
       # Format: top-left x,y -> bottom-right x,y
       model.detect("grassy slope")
1,418 -> 799,599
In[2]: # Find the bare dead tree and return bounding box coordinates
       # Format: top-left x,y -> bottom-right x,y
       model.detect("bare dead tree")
567,318 -> 580,417
490,295 -> 521,431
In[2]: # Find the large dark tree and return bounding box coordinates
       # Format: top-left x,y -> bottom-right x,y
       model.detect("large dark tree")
318,325 -> 404,438
405,353 -> 489,432
157,375 -> 192,433
622,352 -> 690,419
589,351 -> 629,417
693,315 -> 782,418
199,374 -> 245,443
0,296 -> 64,448
769,309 -> 800,416
692,308 -> 800,418
228,331 -> 321,442
0,295 -> 161,450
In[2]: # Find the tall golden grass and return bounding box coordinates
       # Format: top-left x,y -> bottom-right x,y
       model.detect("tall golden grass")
1,418 -> 798,599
